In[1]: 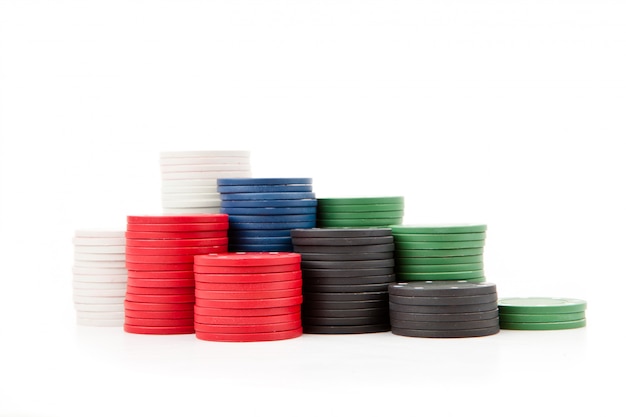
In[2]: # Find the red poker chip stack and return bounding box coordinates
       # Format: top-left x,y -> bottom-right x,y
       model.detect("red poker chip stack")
124,214 -> 229,335
194,252 -> 304,342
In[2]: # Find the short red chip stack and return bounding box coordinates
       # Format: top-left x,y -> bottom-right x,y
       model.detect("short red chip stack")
194,252 -> 304,342
124,214 -> 229,335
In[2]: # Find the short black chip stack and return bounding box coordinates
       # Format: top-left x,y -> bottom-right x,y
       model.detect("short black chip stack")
388,281 -> 500,338
291,228 -> 395,334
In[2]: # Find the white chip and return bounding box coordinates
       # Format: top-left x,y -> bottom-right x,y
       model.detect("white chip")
161,178 -> 220,187
73,288 -> 127,297
74,303 -> 125,312
161,185 -> 219,193
159,150 -> 250,158
73,295 -> 125,304
76,317 -> 124,327
75,310 -> 125,320
159,156 -> 250,165
72,281 -> 127,290
73,252 -> 127,261
73,274 -> 128,283
74,245 -> 126,254
73,260 -> 127,269
74,229 -> 125,238
161,200 -> 223,208
160,171 -> 251,180
72,237 -> 126,246
160,164 -> 251,173
162,207 -> 221,214
161,193 -> 221,201
72,266 -> 128,276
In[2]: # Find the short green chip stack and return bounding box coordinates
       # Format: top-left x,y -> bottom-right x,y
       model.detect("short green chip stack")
498,297 -> 587,330
315,197 -> 404,228
390,224 -> 487,282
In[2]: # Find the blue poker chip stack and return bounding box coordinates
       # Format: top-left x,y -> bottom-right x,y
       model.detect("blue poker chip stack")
217,178 -> 317,252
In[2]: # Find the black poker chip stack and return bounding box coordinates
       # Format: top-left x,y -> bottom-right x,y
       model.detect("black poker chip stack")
388,281 -> 500,338
291,228 -> 395,334
217,178 -> 317,252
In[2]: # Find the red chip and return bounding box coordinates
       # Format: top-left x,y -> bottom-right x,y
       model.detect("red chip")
194,270 -> 302,284
125,293 -> 195,303
126,254 -> 201,264
126,286 -> 194,295
124,316 -> 194,327
124,324 -> 195,335
127,277 -> 195,288
124,309 -> 195,319
126,238 -> 229,248
124,300 -> 194,311
194,279 -> 302,292
128,270 -> 195,279
125,245 -> 227,256
194,252 -> 301,267
194,305 -> 300,317
194,296 -> 303,309
126,261 -> 194,271
195,287 -> 302,300
125,230 -> 228,240
127,222 -> 228,232
193,263 -> 300,275
194,312 -> 301,326
127,214 -> 228,224
195,327 -> 303,342
194,320 -> 301,334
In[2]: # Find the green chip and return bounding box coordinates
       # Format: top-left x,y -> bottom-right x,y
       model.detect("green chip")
498,311 -> 586,323
317,218 -> 403,228
498,297 -> 587,314
499,319 -> 586,330
393,240 -> 485,250
393,248 -> 484,257
317,210 -> 404,220
394,262 -> 483,273
392,232 -> 486,242
393,254 -> 484,265
395,270 -> 485,281
317,196 -> 404,206
396,276 -> 486,284
391,224 -> 487,234
316,203 -> 404,213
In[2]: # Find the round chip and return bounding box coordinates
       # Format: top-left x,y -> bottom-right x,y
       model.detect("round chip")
194,305 -> 300,317
195,287 -> 302,300
75,229 -> 125,238
126,222 -> 228,232
125,286 -> 194,296
302,283 -> 391,293
125,262 -> 194,271
394,263 -> 484,273
125,293 -> 196,303
302,307 -> 389,318
123,324 -> 195,335
393,232 -> 487,242
221,207 -> 317,216
194,313 -> 301,325
124,309 -> 195,319
391,317 -> 500,330
292,236 -> 394,246
316,203 -> 404,213
293,243 -> 395,254
220,199 -> 317,208
160,150 -> 250,158
394,240 -> 485,250
303,274 -> 395,286
194,320 -> 301,334
194,296 -> 303,309
389,293 -> 497,306
194,252 -> 301,267
497,297 -> 587,314
317,211 -> 404,220
195,279 -> 301,292
388,281 -> 497,297
394,254 -> 484,265
77,317 -> 124,327
127,277 -> 195,288
394,270 -> 486,281
302,299 -> 388,310
229,221 -> 315,231
124,317 -> 195,327
391,326 -> 499,338
498,311 -> 586,323
301,259 -> 394,270
390,309 -> 499,322
194,270 -> 302,283
217,178 -> 312,186
391,224 -> 487,234
316,197 -> 404,206
124,300 -> 194,311
127,214 -> 228,224
72,237 -> 126,246
195,327 -> 303,342
299,251 -> 395,262
302,291 -> 388,302
499,319 -> 587,330
125,230 -> 228,240
389,301 -> 498,314
228,244 -> 294,252
300,267 -> 394,278
302,323 -> 390,334
218,184 -> 313,193
316,219 -> 403,228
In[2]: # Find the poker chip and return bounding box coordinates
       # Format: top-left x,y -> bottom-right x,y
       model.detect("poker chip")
73,229 -> 128,326
159,150 -> 251,214
300,259 -> 395,269
302,324 -> 390,334
302,282 -> 391,293
124,309 -> 195,319
497,297 -> 587,330
391,224 -> 488,284
217,184 -> 313,193
193,251 -> 303,342
293,243 -> 395,254
391,327 -> 499,338
126,285 -> 194,295
217,178 -> 313,186
315,197 -> 404,228
221,206 -> 317,216
123,324 -> 195,335
124,317 -> 195,327
304,274 -> 395,286
302,307 -> 389,318
300,267 -> 395,278
303,316 -> 389,326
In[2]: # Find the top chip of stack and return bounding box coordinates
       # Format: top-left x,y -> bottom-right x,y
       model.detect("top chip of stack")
218,178 -> 317,252
315,196 -> 404,228
160,150 -> 251,214
391,224 -> 487,283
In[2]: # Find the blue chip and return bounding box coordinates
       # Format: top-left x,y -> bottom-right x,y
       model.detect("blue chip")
220,199 -> 317,208
228,214 -> 317,223
217,184 -> 313,193
228,236 -> 293,245
229,221 -> 316,231
217,178 -> 312,186
220,206 -> 317,215
229,243 -> 295,252
220,192 -> 316,201
229,229 -> 293,238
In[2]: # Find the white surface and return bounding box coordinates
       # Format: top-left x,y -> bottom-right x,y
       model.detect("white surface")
1,1 -> 625,416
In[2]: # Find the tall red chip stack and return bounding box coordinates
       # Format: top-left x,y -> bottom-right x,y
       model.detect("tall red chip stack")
193,252 -> 303,342
123,214 -> 229,335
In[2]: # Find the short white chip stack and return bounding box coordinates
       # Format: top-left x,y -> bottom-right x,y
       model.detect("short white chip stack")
160,150 -> 252,214
72,230 -> 127,326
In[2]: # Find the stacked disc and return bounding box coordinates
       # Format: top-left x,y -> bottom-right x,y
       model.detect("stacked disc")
315,196 -> 404,228
291,228 -> 395,334
389,281 -> 500,338
160,150 -> 251,214
498,297 -> 587,330
217,178 -> 317,252
73,230 -> 127,326
124,214 -> 229,335
193,252 -> 303,342
391,224 -> 487,283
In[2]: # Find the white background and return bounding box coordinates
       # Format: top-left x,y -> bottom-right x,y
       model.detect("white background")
1,1 -> 625,416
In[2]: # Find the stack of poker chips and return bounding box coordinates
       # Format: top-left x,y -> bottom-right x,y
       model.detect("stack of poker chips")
389,281 -> 500,338
123,214 -> 228,335
72,230 -> 127,326
315,196 -> 404,228
498,297 -> 587,330
391,224 -> 487,283
160,150 -> 251,214
291,228 -> 395,334
217,178 -> 317,252
193,252 -> 303,342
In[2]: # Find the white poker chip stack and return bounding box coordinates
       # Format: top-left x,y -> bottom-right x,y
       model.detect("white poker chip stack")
160,150 -> 252,214
72,230 -> 127,326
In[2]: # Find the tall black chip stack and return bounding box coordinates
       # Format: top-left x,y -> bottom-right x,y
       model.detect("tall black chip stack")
291,228 -> 395,334
217,178 -> 317,252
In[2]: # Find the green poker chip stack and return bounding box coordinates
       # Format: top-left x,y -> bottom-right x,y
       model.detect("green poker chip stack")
315,197 -> 405,228
390,224 -> 487,282
498,297 -> 587,330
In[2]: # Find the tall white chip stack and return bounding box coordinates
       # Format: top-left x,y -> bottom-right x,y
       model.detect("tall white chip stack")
159,150 -> 252,214
72,230 -> 127,326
